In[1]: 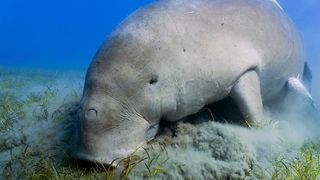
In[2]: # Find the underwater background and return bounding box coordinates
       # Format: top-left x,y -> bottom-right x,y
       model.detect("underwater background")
0,0 -> 319,71
1,0 -> 320,179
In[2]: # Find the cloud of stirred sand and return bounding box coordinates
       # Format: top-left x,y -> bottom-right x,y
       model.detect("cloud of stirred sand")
129,91 -> 320,179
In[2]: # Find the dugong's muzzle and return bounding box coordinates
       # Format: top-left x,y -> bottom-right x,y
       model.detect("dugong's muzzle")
71,98 -> 158,165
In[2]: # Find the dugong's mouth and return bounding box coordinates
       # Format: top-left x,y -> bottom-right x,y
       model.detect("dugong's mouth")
72,148 -> 136,166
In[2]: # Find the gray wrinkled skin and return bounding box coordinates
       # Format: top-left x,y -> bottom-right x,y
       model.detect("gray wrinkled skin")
73,0 -> 305,164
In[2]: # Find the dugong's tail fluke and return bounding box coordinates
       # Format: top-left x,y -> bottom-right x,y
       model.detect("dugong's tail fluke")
300,62 -> 318,113
303,62 -> 312,92
287,76 -> 319,115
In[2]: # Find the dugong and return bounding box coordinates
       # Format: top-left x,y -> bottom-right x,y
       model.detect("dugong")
73,0 -> 314,164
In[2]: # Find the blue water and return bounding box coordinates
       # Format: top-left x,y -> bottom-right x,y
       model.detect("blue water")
0,0 -> 319,70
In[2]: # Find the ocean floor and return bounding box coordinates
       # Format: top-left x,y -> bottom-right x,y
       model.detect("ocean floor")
1,66 -> 320,179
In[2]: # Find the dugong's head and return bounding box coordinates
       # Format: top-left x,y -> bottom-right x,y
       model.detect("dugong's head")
72,7 -> 178,164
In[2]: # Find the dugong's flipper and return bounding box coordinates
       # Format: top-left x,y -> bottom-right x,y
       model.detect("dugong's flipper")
230,71 -> 264,126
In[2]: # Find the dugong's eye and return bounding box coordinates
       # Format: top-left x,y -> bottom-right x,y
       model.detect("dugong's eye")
149,75 -> 158,85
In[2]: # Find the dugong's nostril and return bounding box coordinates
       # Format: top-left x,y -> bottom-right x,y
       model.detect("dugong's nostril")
85,109 -> 97,120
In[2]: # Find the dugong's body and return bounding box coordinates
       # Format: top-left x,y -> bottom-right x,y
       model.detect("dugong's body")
74,0 -> 312,164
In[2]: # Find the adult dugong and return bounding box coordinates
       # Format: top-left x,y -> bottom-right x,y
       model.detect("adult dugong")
73,0 -> 314,164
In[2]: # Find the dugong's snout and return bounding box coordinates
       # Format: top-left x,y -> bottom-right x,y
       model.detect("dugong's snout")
71,97 -> 159,165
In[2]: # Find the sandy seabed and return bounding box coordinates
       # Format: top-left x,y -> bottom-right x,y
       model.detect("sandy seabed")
0,66 -> 320,179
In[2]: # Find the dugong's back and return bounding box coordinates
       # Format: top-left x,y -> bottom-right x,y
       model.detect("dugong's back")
111,0 -> 304,102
